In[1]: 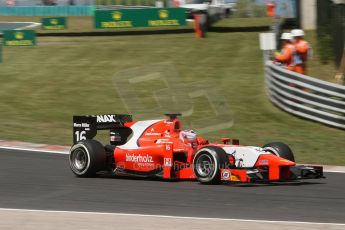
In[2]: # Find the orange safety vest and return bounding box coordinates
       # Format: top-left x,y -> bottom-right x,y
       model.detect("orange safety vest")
295,39 -> 309,61
275,43 -> 296,71
294,39 -> 309,74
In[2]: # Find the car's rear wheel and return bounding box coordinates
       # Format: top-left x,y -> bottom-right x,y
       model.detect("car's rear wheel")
69,139 -> 107,177
193,146 -> 229,184
262,142 -> 295,162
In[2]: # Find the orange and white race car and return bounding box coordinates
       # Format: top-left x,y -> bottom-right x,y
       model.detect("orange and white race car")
69,113 -> 323,184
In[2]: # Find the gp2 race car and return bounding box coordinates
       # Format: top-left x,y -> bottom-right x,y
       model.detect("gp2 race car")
69,113 -> 324,184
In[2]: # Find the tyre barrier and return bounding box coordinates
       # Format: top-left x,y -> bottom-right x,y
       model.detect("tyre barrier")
265,61 -> 345,130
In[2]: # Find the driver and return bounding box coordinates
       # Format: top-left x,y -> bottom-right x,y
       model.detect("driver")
180,129 -> 198,148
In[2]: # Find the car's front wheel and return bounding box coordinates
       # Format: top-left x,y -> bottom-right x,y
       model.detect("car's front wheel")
69,140 -> 106,177
193,146 -> 229,184
262,142 -> 295,162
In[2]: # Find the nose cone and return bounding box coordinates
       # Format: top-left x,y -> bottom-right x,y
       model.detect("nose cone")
278,158 -> 296,166
256,154 -> 296,167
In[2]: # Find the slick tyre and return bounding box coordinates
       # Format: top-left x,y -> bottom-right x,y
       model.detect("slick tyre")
193,146 -> 229,184
69,140 -> 106,177
262,142 -> 295,162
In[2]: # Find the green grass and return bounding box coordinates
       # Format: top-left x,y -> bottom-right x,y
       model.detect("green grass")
0,16 -> 272,33
1,15 -> 338,82
304,30 -> 339,83
0,17 -> 344,165
213,17 -> 272,27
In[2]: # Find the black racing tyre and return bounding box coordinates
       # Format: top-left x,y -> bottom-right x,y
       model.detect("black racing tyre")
69,139 -> 107,177
193,146 -> 229,184
262,142 -> 295,162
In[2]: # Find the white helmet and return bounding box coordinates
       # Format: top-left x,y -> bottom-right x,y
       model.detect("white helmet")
280,32 -> 293,41
291,29 -> 305,37
180,129 -> 197,141
180,129 -> 197,148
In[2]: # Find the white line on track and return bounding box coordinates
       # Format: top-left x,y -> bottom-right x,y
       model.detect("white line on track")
2,21 -> 40,28
0,22 -> 41,33
0,208 -> 344,226
0,146 -> 68,154
1,145 -> 345,173
323,170 -> 345,173
15,22 -> 41,30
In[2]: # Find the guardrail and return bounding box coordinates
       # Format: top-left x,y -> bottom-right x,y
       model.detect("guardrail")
265,61 -> 345,130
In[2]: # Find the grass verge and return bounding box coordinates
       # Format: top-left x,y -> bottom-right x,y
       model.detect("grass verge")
0,17 -> 344,165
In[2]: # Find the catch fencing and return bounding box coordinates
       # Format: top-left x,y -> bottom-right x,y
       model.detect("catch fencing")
265,61 -> 345,129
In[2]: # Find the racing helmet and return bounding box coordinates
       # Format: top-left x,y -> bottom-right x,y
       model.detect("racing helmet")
280,32 -> 293,41
180,129 -> 197,147
291,29 -> 305,37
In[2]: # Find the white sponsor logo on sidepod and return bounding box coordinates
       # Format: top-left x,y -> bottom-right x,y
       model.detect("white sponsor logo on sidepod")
126,154 -> 154,163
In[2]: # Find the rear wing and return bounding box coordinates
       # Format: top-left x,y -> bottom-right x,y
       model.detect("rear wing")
73,114 -> 132,144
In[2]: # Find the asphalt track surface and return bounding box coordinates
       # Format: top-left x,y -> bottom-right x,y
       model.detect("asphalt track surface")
0,148 -> 344,224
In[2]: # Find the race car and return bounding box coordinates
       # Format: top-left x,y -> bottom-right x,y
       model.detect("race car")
69,113 -> 324,184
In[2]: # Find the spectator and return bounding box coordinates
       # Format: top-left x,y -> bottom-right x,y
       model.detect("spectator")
275,32 -> 295,72
291,29 -> 310,75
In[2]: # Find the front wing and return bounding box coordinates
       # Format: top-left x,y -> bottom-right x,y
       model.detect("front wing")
220,165 -> 324,183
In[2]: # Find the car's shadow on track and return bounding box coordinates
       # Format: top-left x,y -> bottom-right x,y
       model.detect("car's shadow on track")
91,173 -> 185,183
85,173 -> 326,187
225,181 -> 326,187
